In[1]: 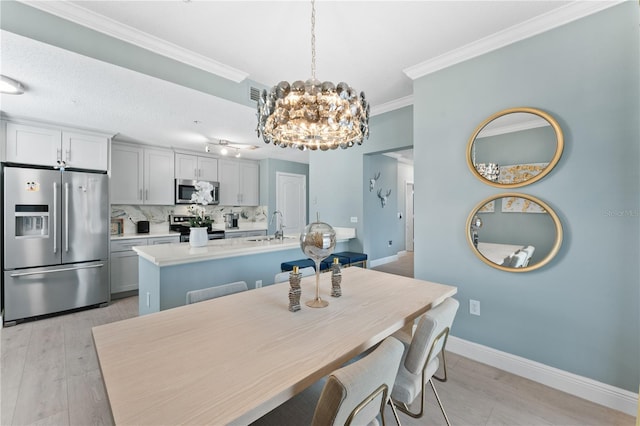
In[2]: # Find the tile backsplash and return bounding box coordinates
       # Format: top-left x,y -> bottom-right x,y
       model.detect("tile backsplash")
111,205 -> 268,234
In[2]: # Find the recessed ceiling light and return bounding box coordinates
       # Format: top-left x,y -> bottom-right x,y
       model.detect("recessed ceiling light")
0,75 -> 25,95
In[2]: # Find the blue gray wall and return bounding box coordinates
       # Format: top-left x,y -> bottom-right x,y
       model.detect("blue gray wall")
363,154 -> 403,260
309,106 -> 412,255
259,159 -> 309,234
413,3 -> 638,392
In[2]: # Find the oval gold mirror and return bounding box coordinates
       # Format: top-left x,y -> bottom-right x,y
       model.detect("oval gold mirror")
466,107 -> 564,188
466,193 -> 563,272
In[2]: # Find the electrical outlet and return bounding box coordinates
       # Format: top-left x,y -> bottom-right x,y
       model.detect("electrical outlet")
255,280 -> 262,289
388,240 -> 392,247
146,292 -> 151,307
350,216 -> 358,223
469,299 -> 481,316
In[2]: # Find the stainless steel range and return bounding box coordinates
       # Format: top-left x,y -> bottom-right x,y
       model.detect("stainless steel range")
169,214 -> 225,242
2,165 -> 109,325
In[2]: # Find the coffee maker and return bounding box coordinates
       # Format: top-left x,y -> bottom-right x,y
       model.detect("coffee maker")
224,212 -> 239,229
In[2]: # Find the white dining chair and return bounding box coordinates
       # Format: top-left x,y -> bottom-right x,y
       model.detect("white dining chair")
391,297 -> 459,425
521,245 -> 535,267
250,336 -> 404,426
185,280 -> 248,304
274,266 -> 315,284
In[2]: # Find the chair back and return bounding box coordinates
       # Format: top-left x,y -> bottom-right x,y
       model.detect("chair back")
312,337 -> 404,426
521,245 -> 535,267
274,266 -> 315,284
185,281 -> 248,304
509,250 -> 528,268
404,298 -> 459,376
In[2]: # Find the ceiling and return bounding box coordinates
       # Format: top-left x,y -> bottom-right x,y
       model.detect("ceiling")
1,0 -> 608,164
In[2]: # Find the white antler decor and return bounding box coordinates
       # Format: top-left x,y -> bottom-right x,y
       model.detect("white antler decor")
369,172 -> 381,192
377,188 -> 392,208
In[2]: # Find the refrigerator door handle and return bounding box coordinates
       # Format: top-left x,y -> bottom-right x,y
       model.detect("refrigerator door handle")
53,182 -> 58,253
10,263 -> 105,277
64,182 -> 69,252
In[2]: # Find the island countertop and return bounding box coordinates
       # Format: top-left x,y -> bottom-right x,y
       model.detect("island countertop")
132,227 -> 356,267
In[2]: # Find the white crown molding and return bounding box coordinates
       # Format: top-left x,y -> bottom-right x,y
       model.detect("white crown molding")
370,95 -> 413,117
447,336 -> 639,417
404,1 -> 625,80
20,1 -> 249,83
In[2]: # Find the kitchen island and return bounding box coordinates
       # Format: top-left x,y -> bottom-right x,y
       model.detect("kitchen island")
133,228 -> 355,315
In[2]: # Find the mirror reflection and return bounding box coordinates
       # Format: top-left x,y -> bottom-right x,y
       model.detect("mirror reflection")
467,193 -> 563,272
467,107 -> 564,188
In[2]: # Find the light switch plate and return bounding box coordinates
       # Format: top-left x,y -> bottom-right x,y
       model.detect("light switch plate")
469,299 -> 481,316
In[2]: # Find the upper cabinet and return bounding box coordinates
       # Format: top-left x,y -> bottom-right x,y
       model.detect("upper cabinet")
175,153 -> 218,181
111,142 -> 174,205
5,122 -> 109,171
218,159 -> 259,206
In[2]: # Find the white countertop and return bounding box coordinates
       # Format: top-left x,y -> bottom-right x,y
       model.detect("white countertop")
132,226 -> 356,267
133,235 -> 301,267
111,231 -> 181,241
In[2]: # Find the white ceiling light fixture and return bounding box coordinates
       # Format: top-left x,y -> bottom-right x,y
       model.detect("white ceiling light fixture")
214,139 -> 258,156
0,75 -> 25,95
256,0 -> 370,152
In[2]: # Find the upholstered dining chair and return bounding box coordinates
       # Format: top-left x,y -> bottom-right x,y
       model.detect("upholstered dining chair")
521,245 -> 535,267
250,336 -> 404,426
391,297 -> 459,425
274,266 -> 315,284
185,280 -> 248,304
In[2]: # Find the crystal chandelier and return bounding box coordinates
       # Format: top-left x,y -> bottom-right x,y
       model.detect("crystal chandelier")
256,0 -> 370,151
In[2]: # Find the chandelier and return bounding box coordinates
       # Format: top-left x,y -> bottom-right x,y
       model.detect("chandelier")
256,0 -> 370,151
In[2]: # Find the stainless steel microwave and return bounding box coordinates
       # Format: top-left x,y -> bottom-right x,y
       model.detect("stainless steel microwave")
175,179 -> 220,205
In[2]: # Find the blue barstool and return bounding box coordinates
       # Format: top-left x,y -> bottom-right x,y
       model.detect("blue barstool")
334,252 -> 368,268
281,258 -> 330,272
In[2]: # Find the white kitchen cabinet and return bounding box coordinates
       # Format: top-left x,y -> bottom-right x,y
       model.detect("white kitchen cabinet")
110,238 -> 148,294
175,153 -> 218,181
144,148 -> 175,204
5,122 -> 109,171
218,159 -> 259,206
110,235 -> 179,295
111,142 -> 174,205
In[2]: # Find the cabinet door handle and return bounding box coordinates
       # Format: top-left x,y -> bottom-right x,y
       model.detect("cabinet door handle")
56,148 -> 62,162
194,168 -> 198,178
65,149 -> 70,163
139,189 -> 143,201
145,189 -> 149,200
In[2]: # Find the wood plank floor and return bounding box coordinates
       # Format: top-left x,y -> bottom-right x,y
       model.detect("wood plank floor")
1,264 -> 634,425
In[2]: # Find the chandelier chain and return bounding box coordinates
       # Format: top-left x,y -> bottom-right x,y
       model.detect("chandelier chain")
311,0 -> 316,79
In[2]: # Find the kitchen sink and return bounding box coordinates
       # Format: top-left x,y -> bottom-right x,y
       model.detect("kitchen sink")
247,236 -> 295,242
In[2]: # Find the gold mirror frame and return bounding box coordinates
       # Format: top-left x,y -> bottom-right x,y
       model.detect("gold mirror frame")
466,107 -> 564,188
466,193 -> 563,272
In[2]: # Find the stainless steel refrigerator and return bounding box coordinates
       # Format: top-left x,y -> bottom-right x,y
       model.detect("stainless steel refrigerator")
3,165 -> 109,325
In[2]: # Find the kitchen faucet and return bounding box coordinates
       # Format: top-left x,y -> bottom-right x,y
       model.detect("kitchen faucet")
270,210 -> 284,240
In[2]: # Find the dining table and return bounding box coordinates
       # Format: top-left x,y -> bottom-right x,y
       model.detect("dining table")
477,242 -> 524,264
92,267 -> 457,425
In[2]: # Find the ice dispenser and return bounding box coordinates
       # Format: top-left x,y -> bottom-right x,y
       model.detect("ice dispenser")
15,205 -> 49,238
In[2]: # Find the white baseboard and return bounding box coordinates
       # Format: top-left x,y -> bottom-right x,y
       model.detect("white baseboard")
447,336 -> 639,416
368,254 -> 399,268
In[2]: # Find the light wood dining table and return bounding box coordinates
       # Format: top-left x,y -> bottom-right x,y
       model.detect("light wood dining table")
92,267 -> 457,425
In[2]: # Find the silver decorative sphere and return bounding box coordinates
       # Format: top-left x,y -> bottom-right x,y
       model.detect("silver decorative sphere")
300,221 -> 336,262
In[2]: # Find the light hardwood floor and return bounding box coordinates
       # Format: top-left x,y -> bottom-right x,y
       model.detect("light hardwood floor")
1,273 -> 634,425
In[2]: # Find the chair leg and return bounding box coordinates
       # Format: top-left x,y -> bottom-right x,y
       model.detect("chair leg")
387,399 -> 402,426
429,378 -> 451,426
433,351 -> 448,383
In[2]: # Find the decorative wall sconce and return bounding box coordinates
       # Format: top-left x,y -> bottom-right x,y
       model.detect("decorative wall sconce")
377,189 -> 391,208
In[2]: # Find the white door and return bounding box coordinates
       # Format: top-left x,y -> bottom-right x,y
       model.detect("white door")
276,172 -> 306,236
405,182 -> 414,252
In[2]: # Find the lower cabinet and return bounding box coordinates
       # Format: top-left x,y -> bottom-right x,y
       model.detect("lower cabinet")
110,236 -> 179,295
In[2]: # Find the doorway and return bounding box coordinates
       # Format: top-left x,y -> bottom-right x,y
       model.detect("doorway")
276,172 -> 307,235
405,182 -> 414,252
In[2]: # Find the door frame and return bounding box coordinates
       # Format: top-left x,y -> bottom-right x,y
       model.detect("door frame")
405,181 -> 414,252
